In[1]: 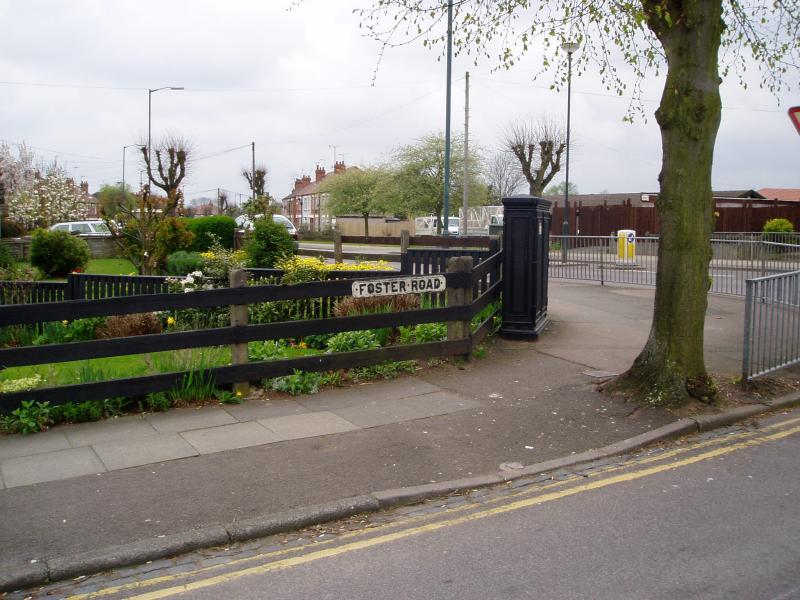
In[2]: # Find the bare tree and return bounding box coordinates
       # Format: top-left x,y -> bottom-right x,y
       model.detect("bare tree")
485,152 -> 526,202
503,119 -> 566,197
242,164 -> 268,198
141,134 -> 193,216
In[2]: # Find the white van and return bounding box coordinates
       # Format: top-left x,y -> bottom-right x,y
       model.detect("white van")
235,214 -> 298,239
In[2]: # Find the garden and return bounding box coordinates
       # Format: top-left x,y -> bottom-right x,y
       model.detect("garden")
0,217 -> 502,435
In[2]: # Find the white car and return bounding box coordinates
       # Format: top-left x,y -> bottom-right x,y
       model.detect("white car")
50,220 -> 112,236
235,214 -> 298,239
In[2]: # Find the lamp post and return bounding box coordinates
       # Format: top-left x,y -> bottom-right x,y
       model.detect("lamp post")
121,144 -> 137,196
442,0 -> 453,236
561,41 -> 579,261
147,86 -> 184,181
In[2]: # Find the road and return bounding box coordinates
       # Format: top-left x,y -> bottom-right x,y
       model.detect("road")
25,408 -> 800,600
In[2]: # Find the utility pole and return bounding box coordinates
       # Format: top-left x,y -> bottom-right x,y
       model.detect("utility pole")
329,144 -> 338,166
462,71 -> 469,236
251,142 -> 256,200
442,0 -> 453,236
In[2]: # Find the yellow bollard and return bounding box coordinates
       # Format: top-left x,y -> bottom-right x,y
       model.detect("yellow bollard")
616,229 -> 636,265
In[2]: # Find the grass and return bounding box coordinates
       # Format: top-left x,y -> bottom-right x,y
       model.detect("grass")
85,258 -> 137,275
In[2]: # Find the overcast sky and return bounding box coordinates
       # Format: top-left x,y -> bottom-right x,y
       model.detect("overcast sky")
0,0 -> 797,205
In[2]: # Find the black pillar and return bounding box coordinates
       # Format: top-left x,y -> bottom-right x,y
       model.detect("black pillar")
500,195 -> 551,339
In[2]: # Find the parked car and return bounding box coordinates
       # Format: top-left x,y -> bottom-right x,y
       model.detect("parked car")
49,220 -> 112,236
235,214 -> 298,239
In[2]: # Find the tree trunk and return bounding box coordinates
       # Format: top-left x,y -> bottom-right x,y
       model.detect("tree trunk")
605,1 -> 723,406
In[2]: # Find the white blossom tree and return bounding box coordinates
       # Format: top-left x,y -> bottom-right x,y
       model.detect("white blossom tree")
7,162 -> 87,229
0,142 -> 37,217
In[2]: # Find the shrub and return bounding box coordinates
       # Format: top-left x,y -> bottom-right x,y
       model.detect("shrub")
249,340 -> 288,361
199,240 -> 248,281
0,242 -> 13,268
166,251 -> 205,276
763,218 -> 794,234
183,216 -> 237,252
97,313 -> 162,338
326,330 -> 381,353
333,294 -> 420,318
1,219 -> 26,238
153,218 -> 194,271
0,400 -> 52,434
398,322 -> 447,344
29,229 -> 90,277
246,218 -> 295,268
268,370 -> 321,395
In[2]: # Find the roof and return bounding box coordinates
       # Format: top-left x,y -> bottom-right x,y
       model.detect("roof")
757,188 -> 800,202
283,166 -> 359,201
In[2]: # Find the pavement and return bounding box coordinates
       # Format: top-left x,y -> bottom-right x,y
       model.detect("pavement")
0,281 -> 789,591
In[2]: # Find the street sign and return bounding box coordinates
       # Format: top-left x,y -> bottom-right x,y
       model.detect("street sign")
790,106 -> 800,135
352,275 -> 446,298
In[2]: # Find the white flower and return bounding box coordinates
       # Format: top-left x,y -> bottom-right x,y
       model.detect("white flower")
189,271 -> 204,278
184,276 -> 195,284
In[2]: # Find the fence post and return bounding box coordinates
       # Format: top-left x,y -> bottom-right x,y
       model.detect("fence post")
229,268 -> 250,397
333,230 -> 343,263
447,256 -> 473,358
400,229 -> 410,254
742,279 -> 754,384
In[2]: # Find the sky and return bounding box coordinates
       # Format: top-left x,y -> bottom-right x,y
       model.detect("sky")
0,0 -> 797,207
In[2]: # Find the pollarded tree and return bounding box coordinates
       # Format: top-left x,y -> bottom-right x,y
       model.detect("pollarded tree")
485,152 -> 527,203
141,134 -> 192,215
242,164 -> 268,198
357,0 -> 799,406
503,118 -> 566,197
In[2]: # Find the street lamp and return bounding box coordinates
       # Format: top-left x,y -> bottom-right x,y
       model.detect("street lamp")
561,41 -> 579,256
147,86 -> 184,180
121,144 -> 138,196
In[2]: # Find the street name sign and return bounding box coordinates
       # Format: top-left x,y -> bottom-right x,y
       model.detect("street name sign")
352,275 -> 446,298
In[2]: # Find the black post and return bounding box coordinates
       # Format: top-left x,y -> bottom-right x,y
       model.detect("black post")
500,195 -> 551,339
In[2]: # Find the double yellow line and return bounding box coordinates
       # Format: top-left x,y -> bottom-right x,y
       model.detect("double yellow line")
70,416 -> 800,600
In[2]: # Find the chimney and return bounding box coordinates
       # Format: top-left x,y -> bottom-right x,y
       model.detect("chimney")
293,175 -> 312,194
315,165 -> 326,182
80,181 -> 89,194
333,161 -> 346,175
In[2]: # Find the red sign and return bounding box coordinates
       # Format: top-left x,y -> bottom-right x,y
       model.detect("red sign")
790,106 -> 800,134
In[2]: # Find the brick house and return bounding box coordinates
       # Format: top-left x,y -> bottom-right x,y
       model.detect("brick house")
280,161 -> 348,232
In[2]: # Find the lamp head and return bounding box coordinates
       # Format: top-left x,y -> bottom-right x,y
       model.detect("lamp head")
561,41 -> 580,54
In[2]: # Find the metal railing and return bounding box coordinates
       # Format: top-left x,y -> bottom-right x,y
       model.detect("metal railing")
743,271 -> 800,380
549,235 -> 800,297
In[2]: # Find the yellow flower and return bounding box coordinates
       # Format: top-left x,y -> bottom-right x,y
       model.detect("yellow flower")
166,316 -> 175,326
235,390 -> 243,397
61,320 -> 68,326
299,341 -> 308,349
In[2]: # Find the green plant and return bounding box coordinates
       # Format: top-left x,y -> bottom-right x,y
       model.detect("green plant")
1,400 -> 52,434
352,360 -> 417,381
399,322 -> 447,344
0,241 -> 13,268
246,217 -> 295,268
183,216 -> 237,252
0,375 -> 43,393
763,218 -> 794,234
29,229 -> 90,277
66,317 -> 106,342
268,369 -> 321,395
153,218 -> 195,271
168,368 -> 217,406
166,251 -> 205,276
302,333 -> 336,350
145,392 -> 172,412
472,345 -> 487,359
75,362 -> 111,384
214,388 -> 244,404
326,330 -> 381,353
51,400 -> 103,424
249,340 -> 288,361
319,370 -> 345,387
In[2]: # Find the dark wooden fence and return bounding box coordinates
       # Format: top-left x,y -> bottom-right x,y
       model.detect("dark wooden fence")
0,274 -> 171,305
0,252 -> 503,412
553,200 -> 800,236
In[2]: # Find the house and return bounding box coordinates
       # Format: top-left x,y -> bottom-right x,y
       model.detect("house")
758,188 -> 800,202
280,161 -> 348,232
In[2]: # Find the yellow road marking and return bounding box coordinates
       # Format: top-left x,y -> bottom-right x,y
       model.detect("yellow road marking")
69,414 -> 800,600
112,424 -> 800,600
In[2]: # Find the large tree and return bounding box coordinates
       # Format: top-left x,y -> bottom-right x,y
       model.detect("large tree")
503,118 -> 566,196
358,1 -> 798,406
485,151 -> 527,203
320,167 -> 385,237
383,132 -> 488,233
141,134 -> 192,215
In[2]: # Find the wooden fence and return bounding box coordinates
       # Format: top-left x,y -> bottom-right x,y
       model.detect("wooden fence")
0,252 -> 502,412
0,274 -> 171,305
552,200 -> 800,236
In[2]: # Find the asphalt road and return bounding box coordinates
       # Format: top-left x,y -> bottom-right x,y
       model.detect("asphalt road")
30,409 -> 800,600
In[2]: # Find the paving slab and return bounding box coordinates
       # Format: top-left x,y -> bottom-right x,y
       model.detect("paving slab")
93,434 -> 199,471
1,447 -> 106,488
331,391 -> 479,428
0,429 -> 71,461
224,398 -> 310,422
259,411 -> 360,440
180,422 -> 283,454
63,416 -> 158,448
353,378 -> 444,402
145,406 -> 237,434
295,386 -> 373,412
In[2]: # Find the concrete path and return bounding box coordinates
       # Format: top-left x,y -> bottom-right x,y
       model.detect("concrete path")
0,281 -> 754,577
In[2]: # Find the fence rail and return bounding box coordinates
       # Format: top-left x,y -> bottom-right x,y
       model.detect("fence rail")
0,253 -> 502,413
743,270 -> 800,380
548,235 -> 800,297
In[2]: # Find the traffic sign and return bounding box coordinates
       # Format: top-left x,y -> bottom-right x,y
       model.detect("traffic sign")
790,106 -> 800,135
